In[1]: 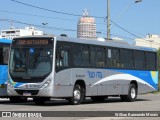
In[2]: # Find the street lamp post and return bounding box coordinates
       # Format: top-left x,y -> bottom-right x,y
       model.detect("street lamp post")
115,0 -> 142,23
107,0 -> 110,40
42,23 -> 48,35
107,0 -> 142,40
135,0 -> 142,3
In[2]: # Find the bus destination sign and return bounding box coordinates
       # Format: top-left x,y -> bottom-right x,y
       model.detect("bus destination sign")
15,39 -> 50,45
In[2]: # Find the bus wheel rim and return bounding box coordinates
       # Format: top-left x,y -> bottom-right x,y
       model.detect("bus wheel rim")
131,88 -> 136,99
74,90 -> 81,101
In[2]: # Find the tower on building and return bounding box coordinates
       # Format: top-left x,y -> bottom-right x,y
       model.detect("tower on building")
77,9 -> 96,39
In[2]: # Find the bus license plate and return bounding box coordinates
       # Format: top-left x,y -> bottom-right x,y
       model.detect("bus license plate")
23,92 -> 31,96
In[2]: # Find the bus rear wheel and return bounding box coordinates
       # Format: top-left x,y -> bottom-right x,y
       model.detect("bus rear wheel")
68,84 -> 84,105
121,84 -> 137,102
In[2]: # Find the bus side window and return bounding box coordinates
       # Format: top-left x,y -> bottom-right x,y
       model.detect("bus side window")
146,52 -> 157,70
120,49 -> 133,69
134,50 -> 145,69
56,50 -> 69,67
107,48 -> 120,68
0,48 -> 3,64
3,47 -> 10,65
91,47 -> 96,67
97,47 -> 105,67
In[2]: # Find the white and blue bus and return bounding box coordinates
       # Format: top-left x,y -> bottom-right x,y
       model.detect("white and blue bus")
0,39 -> 11,98
0,38 -> 27,102
8,35 -> 158,105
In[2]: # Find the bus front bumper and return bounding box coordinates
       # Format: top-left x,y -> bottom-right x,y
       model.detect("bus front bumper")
7,85 -> 53,97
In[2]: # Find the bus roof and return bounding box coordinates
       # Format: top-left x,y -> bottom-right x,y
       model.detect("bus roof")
0,38 -> 12,44
13,35 -> 157,52
56,36 -> 157,52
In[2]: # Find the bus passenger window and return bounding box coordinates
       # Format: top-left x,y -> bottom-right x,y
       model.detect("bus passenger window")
120,49 -> 133,68
0,47 -> 9,65
97,47 -> 105,67
74,44 -> 90,67
91,50 -> 96,67
134,51 -> 145,69
0,48 -> 3,64
3,47 -> 10,65
56,50 -> 69,67
107,48 -> 120,68
146,52 -> 157,70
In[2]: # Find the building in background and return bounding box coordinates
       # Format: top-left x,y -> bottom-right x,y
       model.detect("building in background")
1,26 -> 43,39
135,34 -> 160,50
77,9 -> 96,39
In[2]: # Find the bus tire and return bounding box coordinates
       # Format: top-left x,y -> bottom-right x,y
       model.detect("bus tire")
33,97 -> 49,105
121,84 -> 137,102
91,96 -> 106,102
68,84 -> 84,105
9,96 -> 27,103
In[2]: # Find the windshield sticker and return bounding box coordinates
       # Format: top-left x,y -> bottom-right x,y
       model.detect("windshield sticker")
29,48 -> 35,54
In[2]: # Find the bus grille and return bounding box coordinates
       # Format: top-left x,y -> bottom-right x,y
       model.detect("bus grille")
15,90 -> 39,95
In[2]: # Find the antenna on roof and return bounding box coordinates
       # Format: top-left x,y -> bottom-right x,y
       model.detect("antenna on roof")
10,19 -> 14,29
83,8 -> 90,17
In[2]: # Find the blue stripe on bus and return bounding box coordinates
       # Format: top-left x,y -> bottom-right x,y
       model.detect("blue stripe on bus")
109,69 -> 158,90
0,39 -> 12,44
0,65 -> 8,85
9,78 -> 26,88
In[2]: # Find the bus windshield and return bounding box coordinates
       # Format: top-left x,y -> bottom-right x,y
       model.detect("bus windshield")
9,46 -> 53,78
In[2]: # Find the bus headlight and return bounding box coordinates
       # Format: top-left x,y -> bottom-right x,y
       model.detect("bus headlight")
41,79 -> 52,89
8,80 -> 13,88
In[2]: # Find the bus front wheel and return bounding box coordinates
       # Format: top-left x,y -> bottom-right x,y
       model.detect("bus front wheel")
68,84 -> 84,105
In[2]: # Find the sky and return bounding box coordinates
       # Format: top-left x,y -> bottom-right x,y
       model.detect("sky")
0,0 -> 160,44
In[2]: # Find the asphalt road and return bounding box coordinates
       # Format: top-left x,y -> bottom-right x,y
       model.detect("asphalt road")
0,94 -> 160,120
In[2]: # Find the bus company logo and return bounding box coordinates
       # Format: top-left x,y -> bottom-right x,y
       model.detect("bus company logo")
2,112 -> 11,117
